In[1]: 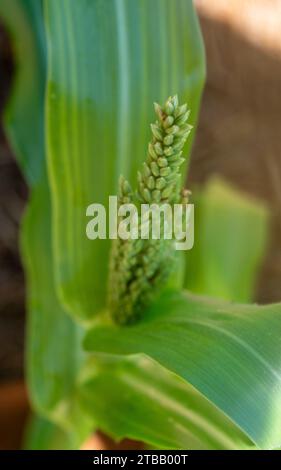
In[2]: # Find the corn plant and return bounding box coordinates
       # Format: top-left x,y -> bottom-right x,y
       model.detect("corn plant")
1,0 -> 281,450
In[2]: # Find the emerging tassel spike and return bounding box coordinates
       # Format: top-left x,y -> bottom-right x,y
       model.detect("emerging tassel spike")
108,96 -> 192,325
137,95 -> 192,205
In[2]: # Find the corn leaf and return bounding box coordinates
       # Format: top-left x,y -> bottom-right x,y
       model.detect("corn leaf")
79,353 -> 255,450
184,178 -> 268,302
0,0 -> 93,445
22,185 -> 92,444
0,0 -> 45,185
24,415 -> 74,450
84,290 -> 281,450
45,0 -> 205,321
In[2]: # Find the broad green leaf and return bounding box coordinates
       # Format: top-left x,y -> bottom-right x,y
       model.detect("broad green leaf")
185,178 -> 268,302
45,0 -> 205,321
84,290 -> 281,449
24,415 -> 74,450
79,353 -> 254,450
22,184 -> 93,444
0,0 -> 45,184
0,0 -> 93,445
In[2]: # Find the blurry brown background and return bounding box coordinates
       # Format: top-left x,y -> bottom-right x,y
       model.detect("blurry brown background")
0,0 -> 280,449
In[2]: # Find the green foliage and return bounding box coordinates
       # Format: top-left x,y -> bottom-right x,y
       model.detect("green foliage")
84,290 -> 281,450
1,0 -> 279,452
0,0 -> 45,184
45,0 -> 205,322
0,0 -> 93,446
24,415 -> 74,450
184,179 -> 268,302
79,354 -> 254,450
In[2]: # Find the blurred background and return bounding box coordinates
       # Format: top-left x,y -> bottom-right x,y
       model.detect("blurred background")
0,0 -> 281,449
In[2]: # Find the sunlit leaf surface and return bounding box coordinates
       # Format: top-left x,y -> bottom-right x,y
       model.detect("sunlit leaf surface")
84,290 -> 281,449
45,0 -> 205,321
79,353 -> 255,450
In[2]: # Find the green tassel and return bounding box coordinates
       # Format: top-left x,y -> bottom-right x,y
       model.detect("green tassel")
108,96 -> 192,325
